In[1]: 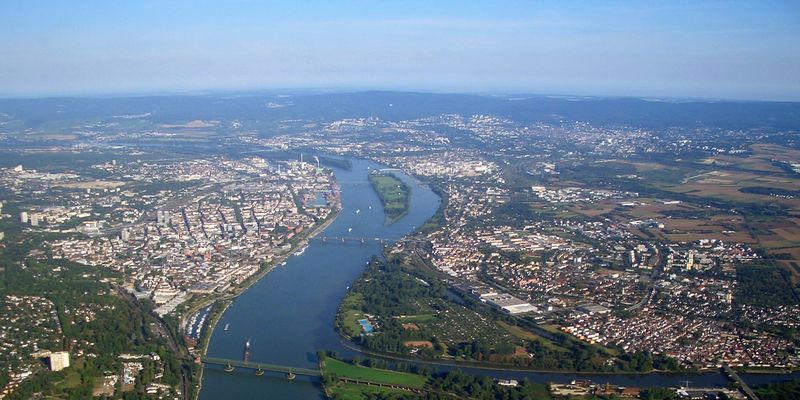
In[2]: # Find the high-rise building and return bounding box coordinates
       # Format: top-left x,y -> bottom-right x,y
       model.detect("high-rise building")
121,228 -> 130,242
161,211 -> 172,225
30,214 -> 39,226
48,351 -> 70,371
157,210 -> 170,226
20,211 -> 28,223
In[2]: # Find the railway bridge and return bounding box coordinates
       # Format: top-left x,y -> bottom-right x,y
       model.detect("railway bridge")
722,365 -> 760,400
201,356 -> 321,378
311,236 -> 429,244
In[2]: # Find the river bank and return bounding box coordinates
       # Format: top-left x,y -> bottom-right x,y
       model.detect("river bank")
189,206 -> 341,399
191,299 -> 230,399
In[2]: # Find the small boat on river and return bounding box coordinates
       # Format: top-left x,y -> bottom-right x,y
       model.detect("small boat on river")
243,338 -> 251,363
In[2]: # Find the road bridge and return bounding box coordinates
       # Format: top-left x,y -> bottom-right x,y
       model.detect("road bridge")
311,236 -> 428,245
722,365 -> 760,400
201,356 -> 321,377
312,236 -> 393,244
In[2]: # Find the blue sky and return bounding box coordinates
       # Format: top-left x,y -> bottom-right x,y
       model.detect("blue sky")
1,1 -> 798,100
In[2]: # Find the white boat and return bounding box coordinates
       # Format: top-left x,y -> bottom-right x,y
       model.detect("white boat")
224,323 -> 229,331
356,209 -> 361,214
348,227 -> 353,232
294,245 -> 307,256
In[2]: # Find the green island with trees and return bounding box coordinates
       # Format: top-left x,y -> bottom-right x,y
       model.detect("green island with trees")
369,171 -> 410,223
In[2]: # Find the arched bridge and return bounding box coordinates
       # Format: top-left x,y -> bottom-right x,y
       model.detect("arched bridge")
201,356 -> 321,377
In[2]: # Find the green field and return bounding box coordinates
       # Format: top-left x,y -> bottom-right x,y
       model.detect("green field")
338,292 -> 365,337
497,321 -> 568,353
340,309 -> 365,337
328,383 -> 412,400
54,370 -> 81,390
369,172 -> 410,222
322,357 -> 427,388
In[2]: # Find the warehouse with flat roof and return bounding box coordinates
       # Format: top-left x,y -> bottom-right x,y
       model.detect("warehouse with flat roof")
483,293 -> 538,315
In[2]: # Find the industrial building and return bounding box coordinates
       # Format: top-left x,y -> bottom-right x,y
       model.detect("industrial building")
483,293 -> 539,315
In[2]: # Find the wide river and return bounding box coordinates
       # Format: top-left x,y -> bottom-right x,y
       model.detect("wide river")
199,157 -> 798,399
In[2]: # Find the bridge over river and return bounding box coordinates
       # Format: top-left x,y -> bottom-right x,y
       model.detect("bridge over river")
723,365 -> 760,400
201,356 -> 321,377
310,235 -> 427,244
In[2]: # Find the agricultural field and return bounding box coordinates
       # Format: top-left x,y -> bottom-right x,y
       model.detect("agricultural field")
703,144 -> 800,173
662,149 -> 800,272
496,321 -> 569,353
556,147 -> 800,274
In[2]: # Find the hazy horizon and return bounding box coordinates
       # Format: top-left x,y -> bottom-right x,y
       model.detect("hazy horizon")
2,87 -> 800,104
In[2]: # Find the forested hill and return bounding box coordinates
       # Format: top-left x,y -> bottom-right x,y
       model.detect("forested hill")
1,91 -> 799,130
